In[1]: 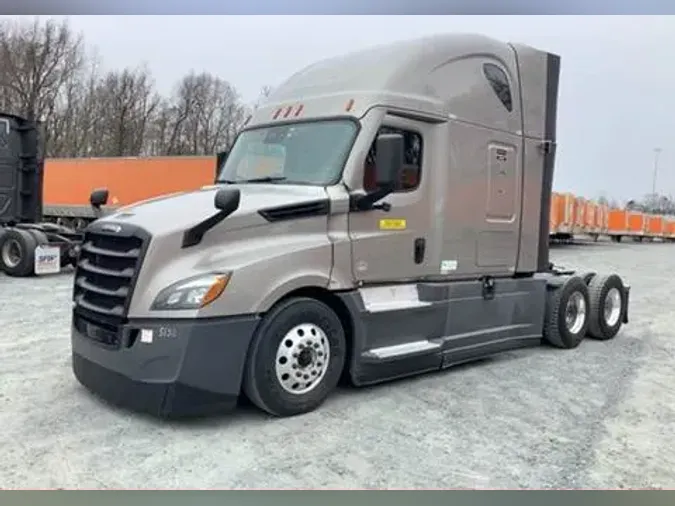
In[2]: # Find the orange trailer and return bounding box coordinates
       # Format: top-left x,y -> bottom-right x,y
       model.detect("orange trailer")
553,192 -> 575,235
607,209 -> 628,242
42,156 -> 217,227
584,200 -> 598,236
666,218 -> 675,241
596,203 -> 609,234
647,215 -> 664,239
573,196 -> 586,234
626,210 -> 649,240
549,192 -> 562,235
44,156 -> 216,207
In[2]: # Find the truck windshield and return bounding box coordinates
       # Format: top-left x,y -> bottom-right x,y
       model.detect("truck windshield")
217,119 -> 358,186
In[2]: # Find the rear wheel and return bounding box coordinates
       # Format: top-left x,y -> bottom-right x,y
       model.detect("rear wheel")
243,297 -> 346,417
586,274 -> 626,340
0,229 -> 37,277
580,271 -> 596,285
543,276 -> 590,349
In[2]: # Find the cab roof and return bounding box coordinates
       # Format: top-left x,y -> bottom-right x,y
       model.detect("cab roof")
248,33 -> 523,126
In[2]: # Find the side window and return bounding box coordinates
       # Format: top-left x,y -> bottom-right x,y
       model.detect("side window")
363,127 -> 423,192
483,63 -> 513,112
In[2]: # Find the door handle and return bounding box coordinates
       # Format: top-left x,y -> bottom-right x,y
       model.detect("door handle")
414,238 -> 425,264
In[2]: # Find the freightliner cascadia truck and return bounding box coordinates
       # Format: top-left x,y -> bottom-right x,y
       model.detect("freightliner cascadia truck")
70,34 -> 631,418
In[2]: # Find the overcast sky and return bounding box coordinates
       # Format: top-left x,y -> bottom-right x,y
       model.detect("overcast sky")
20,15 -> 675,201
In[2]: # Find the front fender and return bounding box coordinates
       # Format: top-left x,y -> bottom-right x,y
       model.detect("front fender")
128,216 -> 333,319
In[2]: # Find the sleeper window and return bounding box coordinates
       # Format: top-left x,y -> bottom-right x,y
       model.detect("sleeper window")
483,63 -> 513,112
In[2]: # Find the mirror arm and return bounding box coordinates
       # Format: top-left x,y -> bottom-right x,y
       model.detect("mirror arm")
351,184 -> 394,212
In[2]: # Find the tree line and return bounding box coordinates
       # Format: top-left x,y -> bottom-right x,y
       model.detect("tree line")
0,17 -> 271,159
2,18 -> 670,211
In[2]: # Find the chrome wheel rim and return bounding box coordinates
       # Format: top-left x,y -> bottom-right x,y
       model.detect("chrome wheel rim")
604,287 -> 622,327
565,291 -> 587,334
275,323 -> 330,395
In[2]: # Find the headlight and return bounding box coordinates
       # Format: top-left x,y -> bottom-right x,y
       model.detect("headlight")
151,272 -> 232,311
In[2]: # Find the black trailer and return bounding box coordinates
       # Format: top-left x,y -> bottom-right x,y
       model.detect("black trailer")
0,112 -> 101,277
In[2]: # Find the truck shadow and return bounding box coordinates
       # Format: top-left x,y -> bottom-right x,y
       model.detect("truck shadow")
94,350 -> 556,429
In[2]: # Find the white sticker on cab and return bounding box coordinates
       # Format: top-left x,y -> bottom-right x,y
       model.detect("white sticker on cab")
140,329 -> 154,344
440,260 -> 458,274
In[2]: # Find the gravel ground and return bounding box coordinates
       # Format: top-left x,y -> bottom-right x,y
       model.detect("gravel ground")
1,239 -> 674,489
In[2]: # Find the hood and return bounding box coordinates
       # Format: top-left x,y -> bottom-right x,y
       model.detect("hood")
97,184 -> 330,236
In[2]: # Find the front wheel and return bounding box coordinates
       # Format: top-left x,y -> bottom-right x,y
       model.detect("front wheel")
242,297 -> 346,417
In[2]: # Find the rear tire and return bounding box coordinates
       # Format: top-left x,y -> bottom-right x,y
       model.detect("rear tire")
0,229 -> 37,277
243,297 -> 346,417
543,276 -> 590,349
586,274 -> 625,340
580,271 -> 596,285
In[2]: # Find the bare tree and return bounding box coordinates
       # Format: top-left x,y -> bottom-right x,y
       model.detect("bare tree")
0,17 -> 256,160
87,65 -> 160,156
0,18 -> 85,121
152,71 -> 247,156
43,55 -> 102,157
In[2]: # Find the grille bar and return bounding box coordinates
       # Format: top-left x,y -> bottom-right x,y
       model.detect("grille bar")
75,294 -> 125,317
81,241 -> 141,258
77,258 -> 135,278
73,226 -> 149,334
75,276 -> 130,297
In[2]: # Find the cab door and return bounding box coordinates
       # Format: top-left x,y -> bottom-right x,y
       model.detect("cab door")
348,114 -> 434,284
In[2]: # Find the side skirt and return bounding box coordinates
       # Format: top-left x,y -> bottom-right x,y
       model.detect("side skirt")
337,277 -> 547,387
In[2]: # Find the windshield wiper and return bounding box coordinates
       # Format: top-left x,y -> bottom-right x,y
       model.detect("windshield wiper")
220,176 -> 287,184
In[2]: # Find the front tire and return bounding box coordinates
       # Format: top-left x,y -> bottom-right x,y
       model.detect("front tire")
243,297 -> 346,417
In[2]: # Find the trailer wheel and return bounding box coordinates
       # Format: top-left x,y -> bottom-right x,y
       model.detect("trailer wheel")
586,274 -> 626,340
0,229 -> 37,277
543,276 -> 590,349
243,296 -> 346,417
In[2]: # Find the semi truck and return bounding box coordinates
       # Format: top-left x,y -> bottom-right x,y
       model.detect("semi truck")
70,33 -> 631,419
0,112 -> 93,277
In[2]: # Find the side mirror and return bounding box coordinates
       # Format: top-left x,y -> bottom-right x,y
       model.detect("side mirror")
375,133 -> 404,189
214,187 -> 241,215
90,188 -> 109,209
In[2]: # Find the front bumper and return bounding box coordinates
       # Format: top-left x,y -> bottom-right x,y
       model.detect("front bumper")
71,310 -> 260,418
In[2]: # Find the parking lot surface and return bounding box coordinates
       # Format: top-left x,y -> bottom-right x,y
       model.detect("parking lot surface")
1,239 -> 673,489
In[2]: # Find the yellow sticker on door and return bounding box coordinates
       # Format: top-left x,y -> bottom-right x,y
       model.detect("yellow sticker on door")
379,219 -> 407,230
